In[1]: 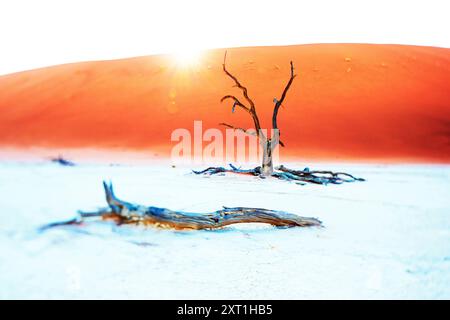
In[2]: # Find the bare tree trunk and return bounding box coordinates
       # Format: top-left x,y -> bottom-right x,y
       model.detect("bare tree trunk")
261,138 -> 274,176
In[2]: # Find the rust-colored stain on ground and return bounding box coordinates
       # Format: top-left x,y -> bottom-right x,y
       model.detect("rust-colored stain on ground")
0,44 -> 449,162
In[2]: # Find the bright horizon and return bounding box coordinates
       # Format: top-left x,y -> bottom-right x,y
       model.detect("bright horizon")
0,0 -> 449,76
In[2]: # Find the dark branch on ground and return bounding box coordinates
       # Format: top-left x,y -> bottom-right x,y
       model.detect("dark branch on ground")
40,181 -> 322,231
51,155 -> 76,166
193,164 -> 365,185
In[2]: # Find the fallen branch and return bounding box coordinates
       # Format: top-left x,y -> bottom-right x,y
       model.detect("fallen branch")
193,164 -> 261,176
40,181 -> 322,231
193,164 -> 365,185
277,165 -> 365,184
51,155 -> 76,166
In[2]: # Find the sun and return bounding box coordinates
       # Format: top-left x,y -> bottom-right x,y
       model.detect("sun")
172,49 -> 203,68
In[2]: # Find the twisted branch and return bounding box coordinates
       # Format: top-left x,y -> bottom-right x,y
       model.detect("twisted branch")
222,51 -> 262,137
277,165 -> 365,184
219,123 -> 257,136
194,164 -> 365,185
40,181 -> 322,231
272,61 -> 296,147
220,95 -> 250,113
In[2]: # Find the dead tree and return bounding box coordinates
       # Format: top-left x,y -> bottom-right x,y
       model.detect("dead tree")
40,181 -> 322,231
193,51 -> 365,185
219,51 -> 295,176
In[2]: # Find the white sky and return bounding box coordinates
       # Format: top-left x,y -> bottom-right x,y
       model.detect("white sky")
0,0 -> 449,75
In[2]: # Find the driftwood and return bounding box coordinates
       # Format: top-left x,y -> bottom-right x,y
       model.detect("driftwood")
193,164 -> 365,185
40,181 -> 322,231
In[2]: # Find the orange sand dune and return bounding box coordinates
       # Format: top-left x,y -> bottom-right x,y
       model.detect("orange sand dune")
0,44 -> 449,162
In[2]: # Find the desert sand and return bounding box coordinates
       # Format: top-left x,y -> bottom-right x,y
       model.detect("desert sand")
0,162 -> 449,299
0,44 -> 449,163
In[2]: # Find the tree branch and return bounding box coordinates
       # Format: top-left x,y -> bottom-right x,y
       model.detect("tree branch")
40,181 -> 322,230
222,51 -> 263,137
219,123 -> 257,136
272,61 -> 296,146
193,164 -> 365,185
220,95 -> 250,113
277,165 -> 365,184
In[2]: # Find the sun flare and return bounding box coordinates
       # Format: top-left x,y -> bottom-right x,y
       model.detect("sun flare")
172,49 -> 203,67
